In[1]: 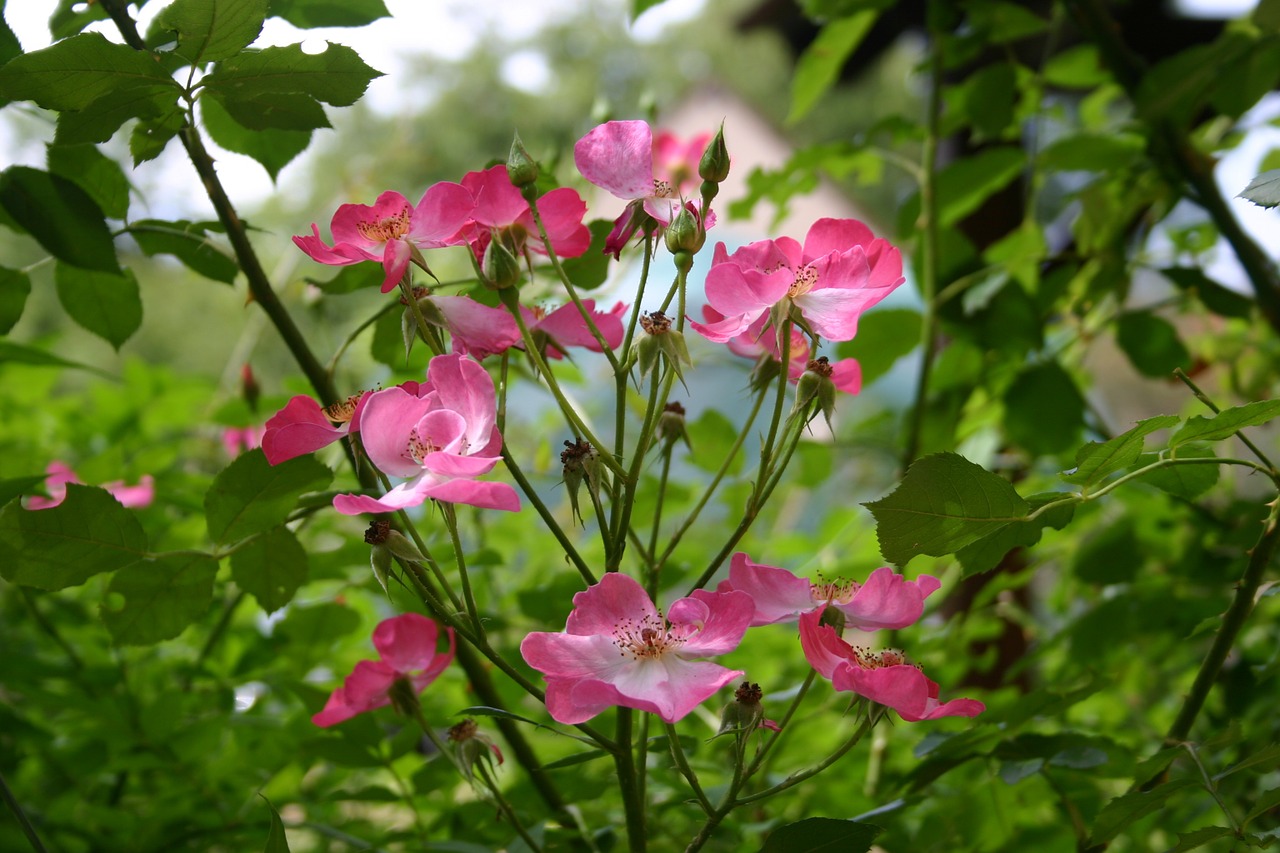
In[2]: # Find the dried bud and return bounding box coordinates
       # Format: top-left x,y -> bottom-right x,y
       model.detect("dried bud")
639,311 -> 673,336
717,682 -> 780,737
506,132 -> 539,188
699,122 -> 730,184
449,718 -> 505,783
364,519 -> 392,545
793,356 -> 838,428
664,205 -> 704,255
658,401 -> 690,451
561,438 -> 603,525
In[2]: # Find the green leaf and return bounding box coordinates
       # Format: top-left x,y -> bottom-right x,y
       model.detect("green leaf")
268,0 -> 390,28
786,11 -> 877,124
1002,362 -> 1085,456
261,795 -> 292,853
0,266 -> 31,333
0,33 -> 175,111
152,0 -> 268,64
309,263 -> 383,294
55,86 -> 181,147
49,0 -> 110,39
0,339 -> 113,375
863,452 -> 1030,567
937,147 -> 1025,226
1087,779 -> 1196,845
129,107 -> 187,164
1215,742 -> 1280,779
231,526 -> 308,614
204,449 -> 333,546
200,94 -> 311,181
1166,827 -> 1235,853
54,263 -> 142,350
952,62 -> 1016,139
1171,400 -> 1280,447
1161,266 -> 1254,319
0,166 -> 120,273
211,90 -> 332,131
835,308 -> 921,385
203,42 -> 382,106
687,408 -> 742,475
1039,133 -> 1144,172
559,219 -> 613,290
1133,446 -> 1219,500
129,219 -> 239,284
1062,415 -> 1180,488
1136,33 -> 1251,127
46,143 -> 131,220
956,493 -> 1075,577
542,750 -> 611,770
0,476 -> 46,509
0,484 -> 148,590
759,818 -> 882,853
0,8 -> 20,80
1042,45 -> 1107,89
967,0 -> 1047,42
1244,786 -> 1280,828
100,551 -> 218,644
1072,519 -> 1143,584
1115,311 -> 1189,378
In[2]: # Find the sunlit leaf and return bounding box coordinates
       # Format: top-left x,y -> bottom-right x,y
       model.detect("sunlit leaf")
1171,399 -> 1280,447
1062,415 -> 1180,488
268,0 -> 390,28
100,551 -> 218,645
0,484 -> 148,590
202,42 -> 382,106
864,452 -> 1029,567
0,32 -> 175,111
787,11 -> 877,124
231,526 -> 308,614
0,166 -> 120,273
1088,779 -> 1196,845
54,263 -> 142,350
937,147 -> 1025,226
204,449 -> 333,546
152,0 -> 268,64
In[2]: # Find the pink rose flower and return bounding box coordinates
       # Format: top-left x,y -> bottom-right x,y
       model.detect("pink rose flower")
520,572 -> 754,724
427,295 -> 523,361
332,354 -> 520,514
701,306 -> 862,394
521,300 -> 627,359
293,183 -> 474,294
690,219 -> 904,344
720,553 -> 939,629
26,461 -> 154,510
312,613 -> 455,727
460,165 -> 589,261
798,607 -> 984,723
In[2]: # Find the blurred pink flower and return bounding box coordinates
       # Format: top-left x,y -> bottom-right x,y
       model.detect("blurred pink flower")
27,461 -> 154,510
700,305 -> 862,394
520,572 -> 753,724
798,607 -> 984,723
312,613 -> 455,727
690,219 -> 904,344
293,183 -> 474,293
332,354 -> 520,514
222,425 -> 265,458
460,165 -> 589,261
720,553 -> 939,629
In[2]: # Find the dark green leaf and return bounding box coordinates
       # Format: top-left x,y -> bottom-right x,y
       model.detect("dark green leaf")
200,94 -> 311,181
0,484 -> 148,589
204,449 -> 333,546
787,12 -> 878,124
1039,133 -> 1144,172
46,143 -> 131,220
864,452 -> 1030,567
1002,362 -> 1085,456
999,758 -> 1043,784
1136,33 -> 1251,127
129,219 -> 239,284
1215,742 -> 1280,780
153,0 -> 268,64
0,266 -> 31,333
1167,827 -> 1235,853
1132,447 -> 1219,500
231,526 -> 308,613
759,818 -> 882,853
0,166 -> 120,273
0,339 -> 113,375
953,62 -> 1016,139
937,147 -> 1025,226
1209,35 -> 1280,120
261,795 -> 292,853
835,308 -> 920,385
1088,779 -> 1196,845
309,263 -> 383,294
1256,0 -> 1280,31
1073,519 -> 1143,584
687,408 -> 742,475
1115,311 -> 1189,378
129,108 -> 187,165
54,263 -> 142,350
542,750 -> 611,770
0,476 -> 46,509
1244,786 -> 1280,828
0,8 -> 20,78
956,493 -> 1075,577
1161,267 -> 1254,319
203,42 -> 382,106
1172,400 -> 1280,447
268,0 -> 390,28
559,219 -> 613,290
55,86 -> 181,147
100,551 -> 218,645
49,0 -> 110,39
1062,415 -> 1180,488
967,0 -> 1046,42
211,90 -> 332,131
0,33 -> 175,110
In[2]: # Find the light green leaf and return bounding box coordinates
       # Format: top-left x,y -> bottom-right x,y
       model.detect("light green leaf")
630,0 -> 667,21
0,166 -> 120,273
759,818 -> 882,853
203,42 -> 382,107
1039,133 -> 1144,172
0,266 -> 31,333
1238,168 -> 1280,208
956,494 -> 1075,577
0,484 -> 148,590
787,11 -> 877,124
129,219 -> 239,284
0,340 -> 113,375
1133,447 -> 1219,500
231,526 -> 308,613
1171,399 -> 1280,447
0,32 -> 175,111
153,0 -> 268,64
835,308 -> 921,385
204,449 -> 333,546
200,95 -> 311,181
268,0 -> 390,28
261,795 -> 292,853
560,220 -> 613,290
46,143 -> 131,220
130,107 -> 188,165
1062,415 -> 1180,488
937,147 -> 1025,226
863,452 -> 1030,567
54,263 -> 142,350
1115,311 -> 1189,378
100,551 -> 218,645
1088,779 -> 1196,845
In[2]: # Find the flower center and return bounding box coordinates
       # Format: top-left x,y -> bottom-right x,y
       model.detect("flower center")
324,393 -> 363,424
788,264 -> 819,298
407,429 -> 440,465
613,612 -> 685,660
810,576 -> 859,606
357,205 -> 412,243
849,645 -> 915,670
652,178 -> 677,199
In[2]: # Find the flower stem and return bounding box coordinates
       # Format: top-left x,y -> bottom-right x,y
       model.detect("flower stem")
499,446 -> 597,584
0,769 -> 48,853
665,723 -> 713,814
475,760 -> 545,852
614,710 -> 647,853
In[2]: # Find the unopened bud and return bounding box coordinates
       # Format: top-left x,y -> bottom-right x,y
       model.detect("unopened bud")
717,682 -> 781,737
240,364 -> 261,412
561,438 -> 603,524
699,123 -> 730,184
658,401 -> 689,450
482,236 -> 522,290
506,133 -> 539,188
664,206 -> 704,255
794,356 -> 838,428
449,718 -> 504,782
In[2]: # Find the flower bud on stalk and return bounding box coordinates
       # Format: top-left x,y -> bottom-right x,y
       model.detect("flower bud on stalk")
793,356 -> 839,428
482,235 -> 522,290
717,681 -> 780,737
561,438 -> 603,525
699,122 -> 730,206
240,363 -> 261,412
506,133 -> 539,189
448,718 -> 504,784
635,310 -> 692,384
664,206 -> 704,256
658,401 -> 691,451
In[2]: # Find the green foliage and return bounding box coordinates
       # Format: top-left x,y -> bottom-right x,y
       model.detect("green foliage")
151,0 -> 268,64
100,551 -> 219,644
787,11 -> 878,124
758,818 -> 882,852
0,166 -> 121,273
54,262 -> 143,349
204,450 -> 333,546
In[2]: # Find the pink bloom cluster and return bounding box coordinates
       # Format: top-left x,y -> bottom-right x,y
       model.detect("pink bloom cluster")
27,461 -> 154,511
701,305 -> 862,395
313,612 -> 454,727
